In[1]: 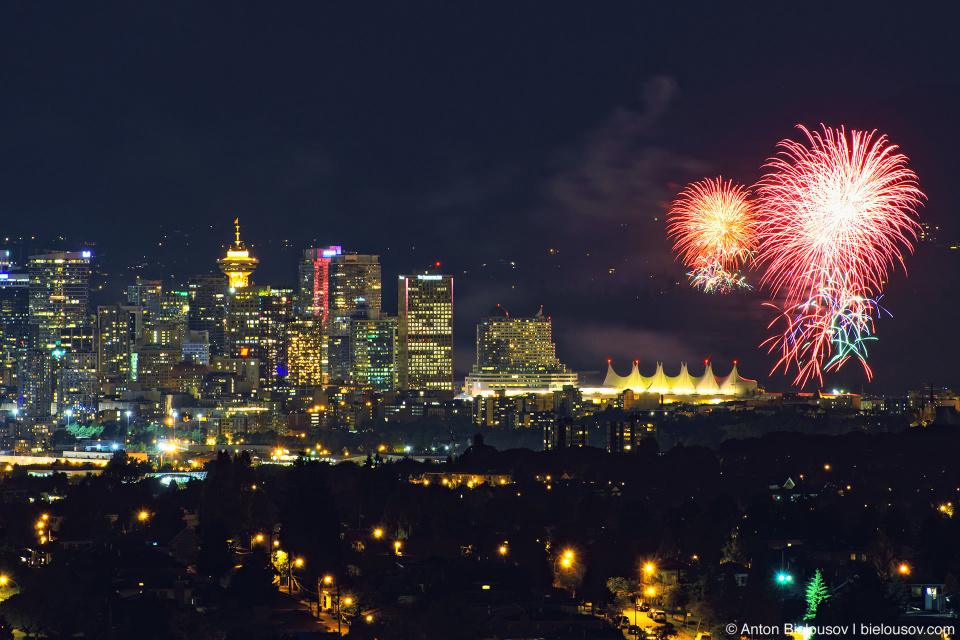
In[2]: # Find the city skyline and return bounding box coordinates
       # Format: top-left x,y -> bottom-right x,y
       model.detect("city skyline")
2,4 -> 959,393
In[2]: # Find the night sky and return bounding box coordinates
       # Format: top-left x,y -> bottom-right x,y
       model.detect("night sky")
2,3 -> 958,393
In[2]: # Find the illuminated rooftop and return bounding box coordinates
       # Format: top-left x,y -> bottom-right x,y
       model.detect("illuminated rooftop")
217,219 -> 258,288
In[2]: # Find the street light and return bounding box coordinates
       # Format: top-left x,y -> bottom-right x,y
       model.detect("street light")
0,575 -> 20,599
65,409 -> 73,428
325,575 -> 344,635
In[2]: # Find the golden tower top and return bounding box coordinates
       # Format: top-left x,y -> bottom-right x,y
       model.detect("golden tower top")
218,218 -> 258,288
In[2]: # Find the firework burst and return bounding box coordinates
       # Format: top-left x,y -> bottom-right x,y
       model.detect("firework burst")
667,177 -> 757,293
756,125 -> 924,385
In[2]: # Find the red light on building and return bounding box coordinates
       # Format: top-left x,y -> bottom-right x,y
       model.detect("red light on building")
239,347 -> 250,357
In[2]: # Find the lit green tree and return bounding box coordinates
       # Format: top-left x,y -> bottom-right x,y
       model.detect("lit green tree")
804,569 -> 829,620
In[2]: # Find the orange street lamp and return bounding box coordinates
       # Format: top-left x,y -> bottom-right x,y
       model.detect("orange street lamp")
899,563 -> 910,575
499,545 -> 508,556
394,540 -> 402,555
0,575 -> 20,595
138,510 -> 150,521
644,563 -> 655,574
373,528 -> 383,539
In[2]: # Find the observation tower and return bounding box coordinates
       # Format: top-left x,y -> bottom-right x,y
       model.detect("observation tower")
217,219 -> 258,288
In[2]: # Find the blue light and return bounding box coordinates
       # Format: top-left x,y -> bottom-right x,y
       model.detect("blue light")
81,250 -> 91,258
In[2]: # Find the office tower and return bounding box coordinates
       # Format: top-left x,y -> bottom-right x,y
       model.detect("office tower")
28,250 -> 93,349
0,252 -> 30,385
19,348 -> 53,428
350,308 -> 396,393
158,289 -> 190,322
330,253 -> 382,331
397,270 -> 453,391
188,274 -> 228,355
97,304 -> 143,379
465,305 -> 577,395
127,276 -> 162,319
57,351 -> 97,422
327,253 -> 381,380
286,317 -> 325,388
217,220 -> 258,289
132,345 -> 179,390
225,287 -> 291,391
297,248 -> 382,381
182,330 -> 210,365
297,246 -> 340,320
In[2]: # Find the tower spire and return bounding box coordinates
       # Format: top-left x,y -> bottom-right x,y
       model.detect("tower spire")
234,218 -> 241,247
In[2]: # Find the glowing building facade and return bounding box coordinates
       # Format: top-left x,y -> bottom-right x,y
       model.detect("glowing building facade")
0,254 -> 29,384
350,310 -> 396,393
96,304 -> 143,378
601,361 -> 758,398
28,250 -> 93,349
297,246 -> 340,322
465,305 -> 577,396
286,317 -> 325,387
397,271 -> 453,391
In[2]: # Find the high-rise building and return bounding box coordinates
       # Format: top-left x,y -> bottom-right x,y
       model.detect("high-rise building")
397,270 -> 453,391
350,308 -> 396,393
188,274 -> 228,355
286,317 -> 325,388
465,305 -> 577,395
330,253 -> 382,332
0,252 -> 30,385
127,276 -> 162,319
28,250 -> 93,349
96,304 -> 143,378
297,246 -> 340,320
57,351 -> 98,422
298,248 -> 382,381
158,289 -> 190,322
225,287 -> 292,391
217,220 -> 258,289
18,348 -> 53,433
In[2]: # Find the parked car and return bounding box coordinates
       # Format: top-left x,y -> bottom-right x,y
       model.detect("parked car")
695,634 -> 714,640
627,624 -> 640,636
636,602 -> 651,612
614,615 -> 629,628
650,610 -> 667,624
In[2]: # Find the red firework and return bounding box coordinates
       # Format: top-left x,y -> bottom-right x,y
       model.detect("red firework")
755,125 -> 924,305
755,125 -> 924,386
667,177 -> 757,292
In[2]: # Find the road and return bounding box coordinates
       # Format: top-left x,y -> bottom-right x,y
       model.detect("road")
619,607 -> 695,639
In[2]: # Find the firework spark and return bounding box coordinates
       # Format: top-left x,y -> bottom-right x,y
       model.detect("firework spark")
756,125 -> 923,385
667,177 -> 757,293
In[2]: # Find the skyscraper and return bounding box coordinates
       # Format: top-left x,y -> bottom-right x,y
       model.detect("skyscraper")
96,304 -> 143,379
465,305 -> 577,395
297,246 -> 340,321
225,286 -> 292,391
286,317 -> 325,388
350,308 -> 396,393
298,248 -> 382,381
28,250 -> 92,349
397,270 -> 453,391
188,274 -> 228,355
0,252 -> 30,385
217,220 -> 258,289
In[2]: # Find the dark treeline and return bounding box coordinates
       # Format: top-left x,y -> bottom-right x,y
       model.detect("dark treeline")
0,424 -> 956,638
